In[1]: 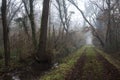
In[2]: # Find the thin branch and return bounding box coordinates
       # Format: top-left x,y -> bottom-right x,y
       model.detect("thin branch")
68,0 -> 104,47
22,0 -> 29,15
89,0 -> 104,11
8,2 -> 22,26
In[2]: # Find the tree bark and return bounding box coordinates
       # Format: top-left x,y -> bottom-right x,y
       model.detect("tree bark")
29,0 -> 37,47
22,0 -> 37,47
36,0 -> 50,62
1,0 -> 10,67
105,0 -> 112,51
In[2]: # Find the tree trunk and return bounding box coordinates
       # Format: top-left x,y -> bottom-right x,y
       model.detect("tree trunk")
29,0 -> 37,47
22,0 -> 37,47
105,0 -> 111,51
1,0 -> 10,67
36,0 -> 50,62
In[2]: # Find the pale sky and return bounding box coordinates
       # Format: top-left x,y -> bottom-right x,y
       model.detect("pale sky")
0,0 -> 88,27
49,0 -> 86,27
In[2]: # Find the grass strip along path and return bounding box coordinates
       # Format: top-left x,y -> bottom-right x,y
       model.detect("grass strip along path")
40,47 -> 86,80
66,47 -> 120,80
40,46 -> 120,80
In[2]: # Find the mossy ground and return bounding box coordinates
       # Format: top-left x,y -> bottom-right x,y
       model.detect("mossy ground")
39,47 -> 86,80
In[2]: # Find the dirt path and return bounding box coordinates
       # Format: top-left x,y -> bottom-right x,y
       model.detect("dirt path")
65,47 -> 120,80
96,51 -> 120,80
65,49 -> 87,80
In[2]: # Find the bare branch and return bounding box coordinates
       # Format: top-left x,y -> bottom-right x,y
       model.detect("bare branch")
22,0 -> 29,15
68,0 -> 104,47
8,2 -> 23,26
89,0 -> 104,11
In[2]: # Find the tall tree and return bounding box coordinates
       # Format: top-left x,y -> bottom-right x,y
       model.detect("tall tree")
105,0 -> 112,50
1,0 -> 10,67
36,0 -> 50,62
22,0 -> 37,47
29,0 -> 37,47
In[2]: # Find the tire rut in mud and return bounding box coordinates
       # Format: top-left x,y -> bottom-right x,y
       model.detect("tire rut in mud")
65,49 -> 87,80
96,50 -> 120,80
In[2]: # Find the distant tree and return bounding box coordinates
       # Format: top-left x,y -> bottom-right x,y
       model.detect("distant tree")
105,0 -> 120,52
7,0 -> 22,27
1,0 -> 10,67
55,0 -> 71,34
68,0 -> 104,47
15,15 -> 30,37
90,0 -> 120,52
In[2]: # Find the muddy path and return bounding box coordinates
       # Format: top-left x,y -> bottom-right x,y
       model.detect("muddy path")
65,47 -> 120,80
96,50 -> 120,80
65,49 -> 87,80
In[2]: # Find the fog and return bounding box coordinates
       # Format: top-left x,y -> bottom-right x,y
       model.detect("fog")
86,31 -> 93,45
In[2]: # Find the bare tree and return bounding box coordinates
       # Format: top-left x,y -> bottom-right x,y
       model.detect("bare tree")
89,0 -> 120,51
7,0 -> 22,27
68,0 -> 104,47
36,0 -> 50,63
22,0 -> 37,47
14,15 -> 30,37
1,0 -> 10,67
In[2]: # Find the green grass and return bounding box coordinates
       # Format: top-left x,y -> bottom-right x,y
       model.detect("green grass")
85,47 -> 95,56
39,46 -> 107,80
39,47 -> 86,80
82,47 -> 103,80
95,48 -> 120,71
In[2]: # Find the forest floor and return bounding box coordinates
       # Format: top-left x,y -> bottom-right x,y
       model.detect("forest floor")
40,46 -> 120,80
0,46 -> 120,80
65,47 -> 120,80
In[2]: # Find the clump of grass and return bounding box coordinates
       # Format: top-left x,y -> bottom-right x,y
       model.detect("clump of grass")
39,47 -> 86,80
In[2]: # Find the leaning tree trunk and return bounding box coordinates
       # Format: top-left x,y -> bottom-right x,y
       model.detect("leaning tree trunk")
36,0 -> 50,63
1,0 -> 10,67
